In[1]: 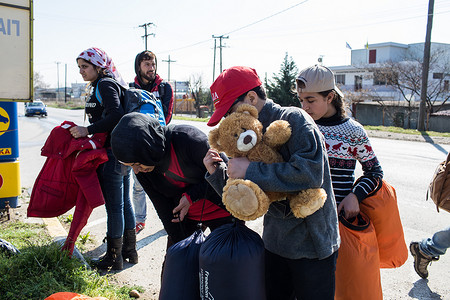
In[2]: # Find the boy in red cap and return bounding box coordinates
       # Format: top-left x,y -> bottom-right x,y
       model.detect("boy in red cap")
204,66 -> 340,300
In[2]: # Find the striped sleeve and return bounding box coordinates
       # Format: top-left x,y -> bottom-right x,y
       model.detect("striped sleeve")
352,175 -> 382,202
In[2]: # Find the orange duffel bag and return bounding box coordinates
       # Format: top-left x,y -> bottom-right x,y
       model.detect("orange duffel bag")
359,179 -> 408,268
45,292 -> 108,300
335,213 -> 382,300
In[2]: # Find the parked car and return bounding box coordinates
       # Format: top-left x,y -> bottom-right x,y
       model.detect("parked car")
24,101 -> 48,117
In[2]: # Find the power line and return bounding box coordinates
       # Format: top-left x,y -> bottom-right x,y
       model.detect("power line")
159,0 -> 309,55
223,0 -> 309,36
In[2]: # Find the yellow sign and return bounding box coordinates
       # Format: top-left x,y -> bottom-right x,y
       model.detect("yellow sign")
0,148 -> 12,155
0,107 -> 10,136
0,161 -> 21,198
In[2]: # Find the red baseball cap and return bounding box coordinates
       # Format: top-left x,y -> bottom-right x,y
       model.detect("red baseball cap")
207,66 -> 262,126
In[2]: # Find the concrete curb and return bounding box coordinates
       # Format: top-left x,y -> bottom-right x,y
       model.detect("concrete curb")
42,217 -> 90,268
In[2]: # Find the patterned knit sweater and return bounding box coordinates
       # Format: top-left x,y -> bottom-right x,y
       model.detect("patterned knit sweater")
316,114 -> 383,204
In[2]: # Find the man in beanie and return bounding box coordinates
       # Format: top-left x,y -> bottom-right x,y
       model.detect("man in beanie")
130,50 -> 174,233
203,66 -> 339,300
111,113 -> 234,251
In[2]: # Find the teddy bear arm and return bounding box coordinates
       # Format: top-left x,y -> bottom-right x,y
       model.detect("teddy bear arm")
289,188 -> 327,218
263,120 -> 292,148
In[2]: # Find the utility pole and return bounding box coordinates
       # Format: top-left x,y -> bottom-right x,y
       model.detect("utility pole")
418,0 -> 434,131
212,35 -> 229,73
212,37 -> 217,81
55,61 -> 60,103
162,55 -> 176,81
64,63 -> 67,103
139,22 -> 155,50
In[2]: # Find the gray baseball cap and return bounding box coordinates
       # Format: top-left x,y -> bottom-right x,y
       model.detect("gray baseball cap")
296,64 -> 344,97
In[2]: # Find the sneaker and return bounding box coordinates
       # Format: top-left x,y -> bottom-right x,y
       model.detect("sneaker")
135,222 -> 145,234
409,241 -> 439,279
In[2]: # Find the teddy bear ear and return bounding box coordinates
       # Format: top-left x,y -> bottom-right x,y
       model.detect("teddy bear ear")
236,104 -> 258,119
208,128 -> 221,150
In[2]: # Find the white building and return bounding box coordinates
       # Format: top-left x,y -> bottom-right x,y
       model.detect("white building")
329,42 -> 450,101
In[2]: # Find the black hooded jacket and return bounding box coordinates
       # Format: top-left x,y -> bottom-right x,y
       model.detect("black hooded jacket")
111,113 -> 228,236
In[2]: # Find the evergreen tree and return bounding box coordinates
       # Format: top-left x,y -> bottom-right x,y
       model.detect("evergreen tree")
266,53 -> 300,107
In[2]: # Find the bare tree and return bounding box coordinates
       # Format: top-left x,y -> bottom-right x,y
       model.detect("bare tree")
189,74 -> 211,118
369,49 -> 450,129
341,88 -> 371,118
34,71 -> 50,90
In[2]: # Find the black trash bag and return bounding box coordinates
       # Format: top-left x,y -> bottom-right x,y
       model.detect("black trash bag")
160,229 -> 206,300
199,222 -> 266,300
0,238 -> 20,257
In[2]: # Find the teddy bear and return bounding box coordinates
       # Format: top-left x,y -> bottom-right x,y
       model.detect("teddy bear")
208,104 -> 327,221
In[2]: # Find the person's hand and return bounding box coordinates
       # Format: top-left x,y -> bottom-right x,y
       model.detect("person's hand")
337,193 -> 360,219
203,149 -> 223,175
172,195 -> 191,223
69,126 -> 89,139
227,157 -> 250,179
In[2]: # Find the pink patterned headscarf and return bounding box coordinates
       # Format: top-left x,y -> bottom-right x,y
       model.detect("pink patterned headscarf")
77,47 -> 127,86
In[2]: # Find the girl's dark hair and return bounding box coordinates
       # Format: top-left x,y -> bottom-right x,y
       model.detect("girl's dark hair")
318,89 -> 347,118
237,85 -> 267,102
78,58 -> 107,76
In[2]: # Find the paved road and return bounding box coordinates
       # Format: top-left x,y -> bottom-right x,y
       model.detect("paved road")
18,104 -> 450,300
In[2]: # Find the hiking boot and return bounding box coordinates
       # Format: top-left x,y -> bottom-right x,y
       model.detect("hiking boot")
136,222 -> 145,234
410,241 -> 439,279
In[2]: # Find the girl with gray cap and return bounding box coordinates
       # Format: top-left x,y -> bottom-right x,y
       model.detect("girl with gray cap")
297,64 -> 384,299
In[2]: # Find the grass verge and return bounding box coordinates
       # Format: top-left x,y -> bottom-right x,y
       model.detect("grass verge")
0,220 -> 143,300
365,125 -> 450,138
172,115 -> 209,122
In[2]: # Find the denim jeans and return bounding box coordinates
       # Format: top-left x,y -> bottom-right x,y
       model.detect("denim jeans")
265,249 -> 338,300
420,226 -> 450,257
97,149 -> 135,239
132,172 -> 147,223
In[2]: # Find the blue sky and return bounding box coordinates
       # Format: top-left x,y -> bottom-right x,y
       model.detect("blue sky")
33,0 -> 450,88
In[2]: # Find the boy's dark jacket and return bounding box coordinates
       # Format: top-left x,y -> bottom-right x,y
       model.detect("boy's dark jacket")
111,113 -> 228,222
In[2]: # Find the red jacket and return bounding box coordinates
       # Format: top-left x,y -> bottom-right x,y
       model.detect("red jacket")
28,121 -> 108,255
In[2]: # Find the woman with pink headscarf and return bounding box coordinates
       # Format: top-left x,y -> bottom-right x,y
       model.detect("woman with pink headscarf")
70,47 -> 137,270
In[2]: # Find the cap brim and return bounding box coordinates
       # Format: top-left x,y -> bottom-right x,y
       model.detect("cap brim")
334,86 -> 344,98
207,101 -> 234,127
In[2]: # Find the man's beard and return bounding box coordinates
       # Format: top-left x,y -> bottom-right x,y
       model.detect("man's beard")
140,71 -> 155,83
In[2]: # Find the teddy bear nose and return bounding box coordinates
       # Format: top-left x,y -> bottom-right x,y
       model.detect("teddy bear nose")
243,135 -> 253,145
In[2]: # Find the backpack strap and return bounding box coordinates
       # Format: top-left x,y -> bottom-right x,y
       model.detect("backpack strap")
158,82 -> 165,100
95,77 -> 124,107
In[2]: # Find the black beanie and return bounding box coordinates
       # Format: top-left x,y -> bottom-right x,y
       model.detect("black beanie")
111,112 -> 165,166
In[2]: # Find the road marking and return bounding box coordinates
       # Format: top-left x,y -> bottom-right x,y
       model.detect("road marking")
84,217 -> 107,229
